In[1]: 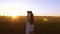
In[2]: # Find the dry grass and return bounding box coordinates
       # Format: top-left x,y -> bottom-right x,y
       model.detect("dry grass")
0,16 -> 60,34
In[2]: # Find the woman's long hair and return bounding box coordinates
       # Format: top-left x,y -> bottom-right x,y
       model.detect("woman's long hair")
27,11 -> 34,24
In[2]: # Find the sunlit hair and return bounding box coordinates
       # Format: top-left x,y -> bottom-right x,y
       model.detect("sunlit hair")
27,11 -> 34,24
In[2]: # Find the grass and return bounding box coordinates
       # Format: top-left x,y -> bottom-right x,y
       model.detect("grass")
0,16 -> 60,34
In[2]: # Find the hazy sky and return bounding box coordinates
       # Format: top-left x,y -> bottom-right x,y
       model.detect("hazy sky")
0,0 -> 60,16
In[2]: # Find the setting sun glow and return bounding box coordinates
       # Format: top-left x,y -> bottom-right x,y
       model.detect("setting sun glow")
8,10 -> 20,17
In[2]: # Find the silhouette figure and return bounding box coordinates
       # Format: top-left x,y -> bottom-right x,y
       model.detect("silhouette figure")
26,11 -> 34,34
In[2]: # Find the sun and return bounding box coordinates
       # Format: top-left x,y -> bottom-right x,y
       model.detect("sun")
8,10 -> 19,17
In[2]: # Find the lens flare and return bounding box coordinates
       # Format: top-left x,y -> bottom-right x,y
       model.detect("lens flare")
8,10 -> 20,18
44,18 -> 48,21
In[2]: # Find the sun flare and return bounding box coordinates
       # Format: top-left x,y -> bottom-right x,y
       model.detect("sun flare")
43,18 -> 48,21
8,10 -> 20,18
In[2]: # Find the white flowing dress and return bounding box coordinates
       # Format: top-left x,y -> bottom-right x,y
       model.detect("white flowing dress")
26,22 -> 34,34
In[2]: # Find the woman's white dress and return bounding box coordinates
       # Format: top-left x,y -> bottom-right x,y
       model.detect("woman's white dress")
26,22 -> 34,34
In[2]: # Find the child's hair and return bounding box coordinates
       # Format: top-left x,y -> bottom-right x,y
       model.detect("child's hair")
27,11 -> 30,13
27,11 -> 34,24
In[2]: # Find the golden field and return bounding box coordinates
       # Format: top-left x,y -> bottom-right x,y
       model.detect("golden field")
0,16 -> 60,34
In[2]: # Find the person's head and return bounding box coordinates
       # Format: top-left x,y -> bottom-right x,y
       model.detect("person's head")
27,11 -> 30,13
29,11 -> 32,13
27,11 -> 32,16
27,11 -> 32,13
27,11 -> 34,24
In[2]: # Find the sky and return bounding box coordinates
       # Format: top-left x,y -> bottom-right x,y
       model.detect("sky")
0,0 -> 60,16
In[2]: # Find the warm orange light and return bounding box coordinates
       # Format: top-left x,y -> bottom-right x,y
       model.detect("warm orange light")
6,10 -> 19,19
44,18 -> 48,21
10,10 -> 19,16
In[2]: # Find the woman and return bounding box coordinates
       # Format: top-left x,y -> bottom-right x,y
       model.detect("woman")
26,11 -> 34,34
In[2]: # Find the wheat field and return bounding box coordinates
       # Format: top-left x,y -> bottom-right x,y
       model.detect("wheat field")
0,16 -> 60,34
